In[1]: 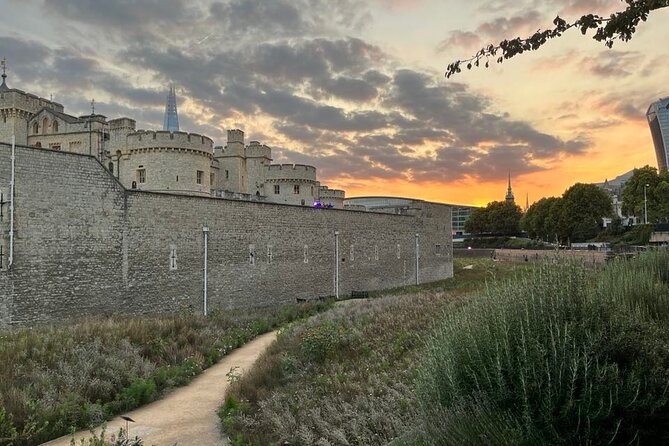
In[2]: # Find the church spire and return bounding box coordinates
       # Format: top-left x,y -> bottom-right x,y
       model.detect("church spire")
163,84 -> 180,132
505,171 -> 515,203
1,57 -> 9,91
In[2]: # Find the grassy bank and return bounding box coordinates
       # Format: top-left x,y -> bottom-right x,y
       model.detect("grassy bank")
219,259 -> 524,445
415,250 -> 669,445
221,252 -> 669,445
0,301 -> 331,446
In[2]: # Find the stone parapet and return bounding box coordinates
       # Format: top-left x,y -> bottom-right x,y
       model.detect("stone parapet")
267,164 -> 317,181
128,130 -> 213,154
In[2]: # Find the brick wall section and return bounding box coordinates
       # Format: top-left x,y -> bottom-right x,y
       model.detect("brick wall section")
0,143 -> 453,329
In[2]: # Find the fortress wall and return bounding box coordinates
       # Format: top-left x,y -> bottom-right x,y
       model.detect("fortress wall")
0,144 -> 127,328
123,194 -> 452,311
0,144 -> 453,329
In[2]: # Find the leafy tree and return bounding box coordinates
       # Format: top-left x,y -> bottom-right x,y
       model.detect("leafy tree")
545,197 -> 565,243
465,201 -> 522,235
446,0 -> 669,78
559,183 -> 613,242
464,207 -> 488,234
522,196 -> 561,240
621,165 -> 669,222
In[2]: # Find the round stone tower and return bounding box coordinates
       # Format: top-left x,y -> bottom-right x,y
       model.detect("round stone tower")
120,130 -> 214,196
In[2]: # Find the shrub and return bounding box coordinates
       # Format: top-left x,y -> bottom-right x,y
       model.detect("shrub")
299,320 -> 353,363
416,253 -> 669,445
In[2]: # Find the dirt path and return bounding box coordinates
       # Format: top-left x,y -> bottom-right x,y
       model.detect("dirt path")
41,331 -> 277,446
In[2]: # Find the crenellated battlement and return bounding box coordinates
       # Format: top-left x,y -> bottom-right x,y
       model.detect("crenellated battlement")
0,88 -> 64,114
319,186 -> 345,199
128,130 -> 214,153
267,163 -> 318,181
245,140 -> 272,159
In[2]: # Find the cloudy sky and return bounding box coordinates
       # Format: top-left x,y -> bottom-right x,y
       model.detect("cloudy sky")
1,0 -> 667,205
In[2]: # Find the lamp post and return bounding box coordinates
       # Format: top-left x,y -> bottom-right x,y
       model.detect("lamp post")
644,183 -> 650,225
202,226 -> 209,316
334,230 -> 339,299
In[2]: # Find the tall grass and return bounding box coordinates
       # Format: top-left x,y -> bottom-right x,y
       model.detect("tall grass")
416,250 -> 669,445
0,301 -> 331,446
220,259 -> 523,446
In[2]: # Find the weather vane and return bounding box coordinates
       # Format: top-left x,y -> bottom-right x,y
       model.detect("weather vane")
91,98 -> 95,115
1,57 -> 7,77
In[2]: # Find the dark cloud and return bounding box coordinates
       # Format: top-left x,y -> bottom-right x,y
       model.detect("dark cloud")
581,50 -> 642,78
208,0 -> 370,40
437,10 -> 543,52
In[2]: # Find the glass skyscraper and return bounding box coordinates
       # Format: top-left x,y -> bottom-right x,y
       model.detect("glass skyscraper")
647,97 -> 669,171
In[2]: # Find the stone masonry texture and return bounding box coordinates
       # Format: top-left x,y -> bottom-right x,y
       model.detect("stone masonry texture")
0,143 -> 453,329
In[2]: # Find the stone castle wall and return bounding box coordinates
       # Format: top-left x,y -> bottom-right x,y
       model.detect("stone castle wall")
0,143 -> 453,329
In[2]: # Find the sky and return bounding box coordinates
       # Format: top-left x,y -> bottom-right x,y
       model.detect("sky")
0,0 -> 667,206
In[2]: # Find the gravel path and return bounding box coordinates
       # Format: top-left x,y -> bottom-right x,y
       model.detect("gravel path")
41,331 -> 278,446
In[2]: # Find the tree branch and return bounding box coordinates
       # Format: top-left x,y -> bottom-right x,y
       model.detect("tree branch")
446,0 -> 669,78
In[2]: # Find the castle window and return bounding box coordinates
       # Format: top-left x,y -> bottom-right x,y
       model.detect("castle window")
196,170 -> 204,185
249,244 -> 256,266
33,122 -> 39,134
138,169 -> 146,184
293,185 -> 300,194
435,244 -> 442,256
210,173 -> 215,186
49,143 -> 61,150
350,244 -> 355,262
374,245 -> 379,261
169,245 -> 177,270
267,245 -> 273,264
34,142 -> 42,148
225,170 -> 229,180
52,121 -> 58,132
397,243 -> 401,259
42,117 -> 48,134
274,185 -> 280,194
303,245 -> 309,264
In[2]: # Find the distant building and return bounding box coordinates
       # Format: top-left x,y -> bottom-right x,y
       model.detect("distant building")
343,196 -> 478,236
505,171 -> 515,203
647,97 -> 669,170
163,85 -> 180,132
595,170 -> 638,227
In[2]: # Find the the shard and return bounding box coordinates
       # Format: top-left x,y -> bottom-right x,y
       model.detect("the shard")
163,85 -> 180,132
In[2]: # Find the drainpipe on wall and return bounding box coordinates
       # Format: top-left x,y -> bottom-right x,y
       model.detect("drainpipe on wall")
8,135 -> 15,269
202,226 -> 209,316
334,230 -> 339,299
415,233 -> 419,286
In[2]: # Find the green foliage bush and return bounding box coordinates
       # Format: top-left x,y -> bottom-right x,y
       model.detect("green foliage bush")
299,320 -> 353,363
416,251 -> 669,445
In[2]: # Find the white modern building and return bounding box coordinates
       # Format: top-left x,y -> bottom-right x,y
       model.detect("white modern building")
647,97 -> 669,170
